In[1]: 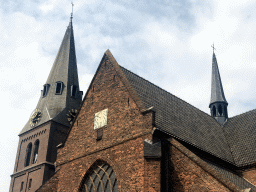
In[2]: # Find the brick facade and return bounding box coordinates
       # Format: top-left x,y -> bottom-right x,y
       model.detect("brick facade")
52,53 -> 161,191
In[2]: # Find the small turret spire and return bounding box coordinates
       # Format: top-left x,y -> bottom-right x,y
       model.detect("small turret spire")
209,48 -> 228,125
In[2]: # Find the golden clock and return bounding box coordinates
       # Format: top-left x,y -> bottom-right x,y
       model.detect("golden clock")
67,109 -> 78,124
30,109 -> 42,127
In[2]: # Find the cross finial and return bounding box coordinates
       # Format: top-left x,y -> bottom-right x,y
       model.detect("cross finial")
211,43 -> 216,53
70,2 -> 74,21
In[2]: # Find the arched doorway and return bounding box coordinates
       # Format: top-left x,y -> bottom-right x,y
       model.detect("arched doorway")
80,161 -> 118,192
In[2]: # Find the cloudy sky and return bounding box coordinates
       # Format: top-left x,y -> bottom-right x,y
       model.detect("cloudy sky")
2,0 -> 256,191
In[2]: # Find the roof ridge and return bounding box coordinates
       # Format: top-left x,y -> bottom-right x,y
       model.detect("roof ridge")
227,108 -> 256,120
119,65 -> 216,120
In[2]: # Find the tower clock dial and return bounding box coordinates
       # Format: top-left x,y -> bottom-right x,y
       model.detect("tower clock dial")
30,109 -> 42,127
67,109 -> 78,124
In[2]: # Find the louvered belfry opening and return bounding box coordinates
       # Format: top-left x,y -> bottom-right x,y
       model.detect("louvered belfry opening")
80,161 -> 118,192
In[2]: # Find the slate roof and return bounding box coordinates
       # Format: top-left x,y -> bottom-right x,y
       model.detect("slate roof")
210,52 -> 228,105
206,160 -> 256,191
223,109 -> 256,166
119,63 -> 256,167
20,21 -> 82,135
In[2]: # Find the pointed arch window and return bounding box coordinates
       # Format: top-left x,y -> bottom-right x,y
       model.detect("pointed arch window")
55,81 -> 64,95
42,84 -> 50,97
80,161 -> 118,192
71,85 -> 77,97
25,143 -> 32,167
28,179 -> 32,189
32,140 -> 40,164
20,182 -> 24,191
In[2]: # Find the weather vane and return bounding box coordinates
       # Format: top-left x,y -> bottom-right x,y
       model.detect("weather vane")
71,2 -> 74,21
211,43 -> 216,53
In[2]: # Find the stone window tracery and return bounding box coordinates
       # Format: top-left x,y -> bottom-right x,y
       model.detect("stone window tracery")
81,161 -> 118,192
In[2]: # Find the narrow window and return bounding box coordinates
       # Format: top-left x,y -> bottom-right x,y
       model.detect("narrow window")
224,106 -> 228,118
55,82 -> 63,94
96,128 -> 103,140
20,182 -> 24,191
212,106 -> 216,117
28,179 -> 32,189
42,84 -> 50,97
32,140 -> 39,164
25,143 -> 32,167
71,85 -> 77,97
218,105 -> 223,116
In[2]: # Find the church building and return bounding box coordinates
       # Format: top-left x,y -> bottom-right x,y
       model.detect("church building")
9,16 -> 256,192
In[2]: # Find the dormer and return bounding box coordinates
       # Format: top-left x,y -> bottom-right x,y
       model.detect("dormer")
42,84 -> 50,97
55,81 -> 64,95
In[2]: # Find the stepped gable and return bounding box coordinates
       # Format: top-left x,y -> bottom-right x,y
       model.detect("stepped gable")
119,65 -> 234,164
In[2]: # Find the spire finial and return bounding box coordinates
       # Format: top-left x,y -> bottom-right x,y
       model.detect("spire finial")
211,43 -> 216,53
70,2 -> 74,22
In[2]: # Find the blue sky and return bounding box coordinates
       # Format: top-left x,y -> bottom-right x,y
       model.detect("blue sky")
2,0 -> 256,191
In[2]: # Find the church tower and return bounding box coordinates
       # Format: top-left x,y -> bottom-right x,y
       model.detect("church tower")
209,50 -> 228,125
9,17 -> 82,192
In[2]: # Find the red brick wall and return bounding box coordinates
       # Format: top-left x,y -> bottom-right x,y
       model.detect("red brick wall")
242,169 -> 256,186
169,142 -> 232,192
55,54 -> 160,191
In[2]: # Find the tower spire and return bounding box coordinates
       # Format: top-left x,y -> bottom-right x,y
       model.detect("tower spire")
209,49 -> 228,124
19,17 -> 82,134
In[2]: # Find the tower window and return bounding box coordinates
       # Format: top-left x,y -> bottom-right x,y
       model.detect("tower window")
55,81 -> 64,94
224,106 -> 228,118
218,105 -> 223,116
42,84 -> 50,97
71,85 -> 77,97
32,140 -> 39,164
212,106 -> 216,117
25,143 -> 32,167
28,179 -> 32,189
20,182 -> 24,191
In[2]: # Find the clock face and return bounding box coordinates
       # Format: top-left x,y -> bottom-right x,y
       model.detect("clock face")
67,109 -> 78,124
94,108 -> 108,129
30,109 -> 42,127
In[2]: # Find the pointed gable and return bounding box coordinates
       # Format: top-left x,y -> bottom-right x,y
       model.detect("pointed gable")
20,21 -> 82,135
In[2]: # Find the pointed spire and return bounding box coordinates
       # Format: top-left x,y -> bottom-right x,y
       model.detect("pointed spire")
210,52 -> 227,105
19,18 -> 82,135
209,51 -> 228,124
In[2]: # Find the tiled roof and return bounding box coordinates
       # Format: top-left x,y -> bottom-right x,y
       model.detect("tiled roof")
120,66 -> 234,164
119,64 -> 256,167
223,109 -> 256,167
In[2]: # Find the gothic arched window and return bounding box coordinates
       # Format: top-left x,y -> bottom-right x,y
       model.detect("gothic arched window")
25,143 -> 32,167
80,161 -> 118,192
32,140 -> 40,164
